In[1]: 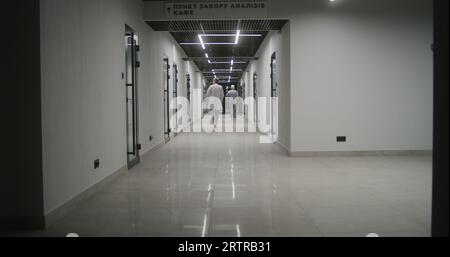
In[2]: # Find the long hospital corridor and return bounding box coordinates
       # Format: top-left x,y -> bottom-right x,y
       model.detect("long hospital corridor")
3,0 -> 448,240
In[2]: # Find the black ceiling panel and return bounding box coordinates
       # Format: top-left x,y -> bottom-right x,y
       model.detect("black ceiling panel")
145,19 -> 288,84
171,31 -> 268,58
146,19 -> 288,32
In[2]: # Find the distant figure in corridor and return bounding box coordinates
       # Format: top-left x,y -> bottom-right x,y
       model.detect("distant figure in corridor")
226,85 -> 239,118
206,78 -> 224,128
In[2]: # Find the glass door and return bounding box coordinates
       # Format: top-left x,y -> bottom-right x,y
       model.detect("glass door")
242,82 -> 246,116
186,74 -> 192,124
270,52 -> 278,143
253,72 -> 258,124
172,64 -> 179,137
125,28 -> 140,169
163,57 -> 171,142
186,74 -> 191,104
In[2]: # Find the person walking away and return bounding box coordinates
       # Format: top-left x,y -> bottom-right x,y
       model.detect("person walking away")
206,78 -> 224,128
226,85 -> 239,118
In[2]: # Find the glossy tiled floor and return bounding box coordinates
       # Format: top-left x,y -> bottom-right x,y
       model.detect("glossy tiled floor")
5,130 -> 432,237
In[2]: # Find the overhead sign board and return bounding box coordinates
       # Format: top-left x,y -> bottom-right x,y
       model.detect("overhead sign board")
164,1 -> 268,19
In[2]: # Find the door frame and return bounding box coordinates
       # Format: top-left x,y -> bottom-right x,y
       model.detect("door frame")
172,63 -> 179,137
163,57 -> 171,143
125,25 -> 140,169
270,52 -> 278,142
253,72 -> 258,124
186,73 -> 192,124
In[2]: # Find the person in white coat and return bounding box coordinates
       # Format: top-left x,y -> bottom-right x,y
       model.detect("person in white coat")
206,78 -> 224,128
226,85 -> 239,118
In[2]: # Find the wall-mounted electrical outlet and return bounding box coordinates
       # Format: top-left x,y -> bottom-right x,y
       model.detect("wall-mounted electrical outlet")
94,159 -> 100,169
337,136 -> 347,143
149,135 -> 154,142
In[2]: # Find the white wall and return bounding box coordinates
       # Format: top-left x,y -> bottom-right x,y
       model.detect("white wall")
40,0 -> 202,215
276,0 -> 433,152
244,24 -> 291,150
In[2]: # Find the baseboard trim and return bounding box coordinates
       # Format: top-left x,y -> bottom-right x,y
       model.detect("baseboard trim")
153,140 -> 166,150
275,141 -> 290,156
289,150 -> 433,157
141,140 -> 166,156
45,140 -> 168,228
44,165 -> 128,229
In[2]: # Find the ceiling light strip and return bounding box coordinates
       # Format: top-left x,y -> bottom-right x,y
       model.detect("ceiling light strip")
209,61 -> 247,64
198,35 -> 206,50
180,43 -> 238,45
235,30 -> 241,44
199,34 -> 262,37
